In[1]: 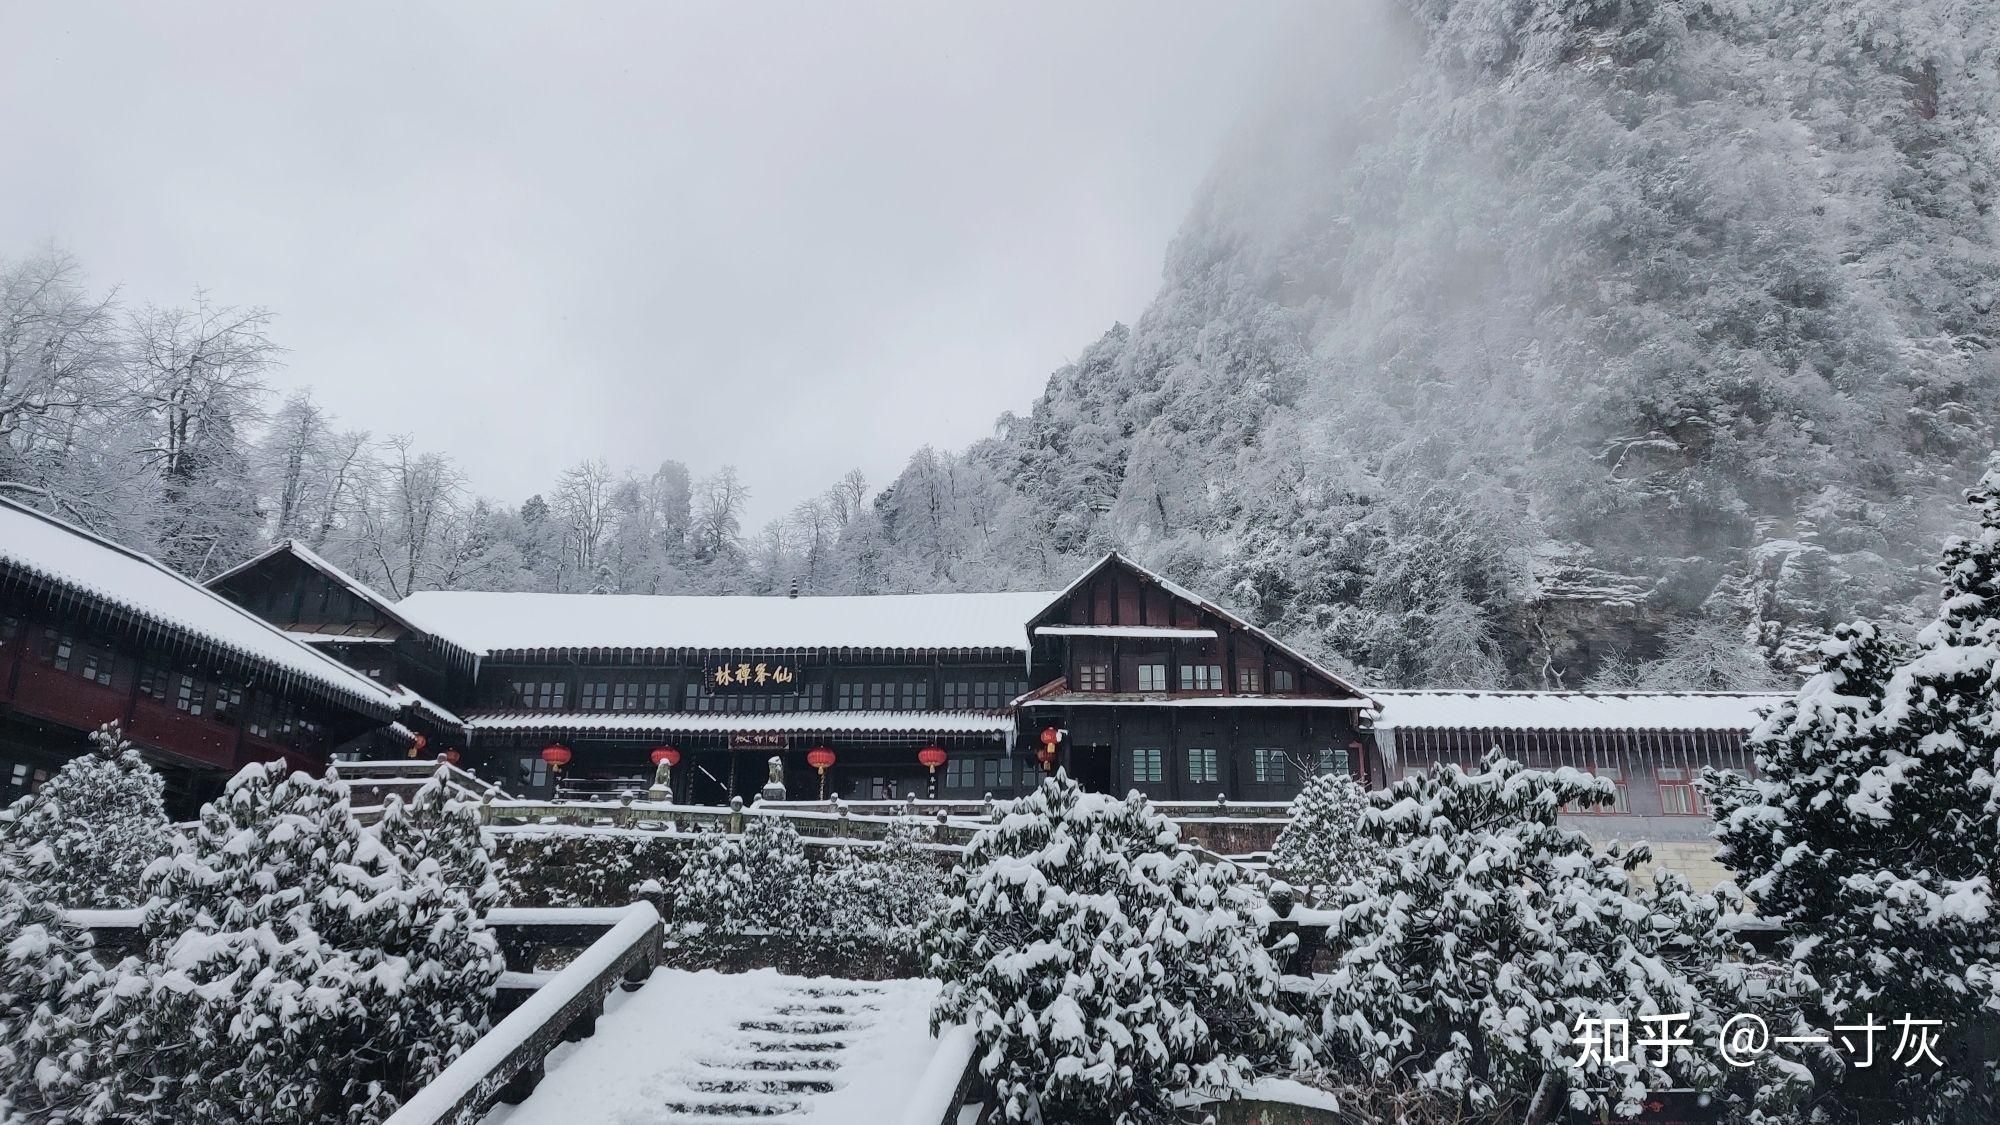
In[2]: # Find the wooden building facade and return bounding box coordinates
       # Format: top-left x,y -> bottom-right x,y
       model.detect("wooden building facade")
0,500 -> 407,815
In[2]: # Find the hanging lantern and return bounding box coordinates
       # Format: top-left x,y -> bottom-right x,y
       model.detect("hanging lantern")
406,732 -> 428,759
442,748 -> 461,766
918,745 -> 948,773
541,744 -> 573,773
1036,727 -> 1060,770
651,746 -> 682,768
1039,727 -> 1060,747
806,747 -> 837,800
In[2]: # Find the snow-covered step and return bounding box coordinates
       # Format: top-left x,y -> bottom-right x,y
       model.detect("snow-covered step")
481,969 -> 942,1125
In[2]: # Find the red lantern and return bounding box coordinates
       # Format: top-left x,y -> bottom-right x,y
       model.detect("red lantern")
807,747 -> 837,772
406,732 -> 428,758
442,748 -> 461,766
541,744 -> 572,773
1036,744 -> 1058,770
1039,727 -> 1060,747
651,746 -> 681,768
918,746 -> 948,773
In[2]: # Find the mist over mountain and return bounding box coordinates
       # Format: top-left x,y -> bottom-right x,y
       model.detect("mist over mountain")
815,0 -> 2000,687
4,0 -> 1996,691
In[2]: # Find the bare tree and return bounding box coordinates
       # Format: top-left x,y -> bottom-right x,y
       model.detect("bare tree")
693,466 -> 748,564
553,459 -> 616,588
0,248 -> 125,526
357,435 -> 464,597
824,467 -> 867,527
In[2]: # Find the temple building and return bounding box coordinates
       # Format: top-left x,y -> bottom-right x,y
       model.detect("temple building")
0,498 -> 410,814
0,492 -> 1789,833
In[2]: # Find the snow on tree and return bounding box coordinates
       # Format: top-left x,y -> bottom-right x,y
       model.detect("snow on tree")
1320,753 -> 1776,1121
1270,772 -> 1379,904
374,761 -> 504,913
921,772 -> 1305,1124
132,761 -> 501,1125
670,813 -> 817,938
0,808 -> 143,1123
2,723 -> 176,909
821,808 -> 946,942
1712,471 -> 2000,1123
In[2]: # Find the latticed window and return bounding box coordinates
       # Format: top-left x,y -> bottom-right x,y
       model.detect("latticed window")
1236,667 -> 1262,693
1657,767 -> 1702,815
1252,748 -> 1287,784
1187,747 -> 1218,784
1317,746 -> 1351,776
1179,665 -> 1222,691
512,681 -> 566,709
1129,747 -> 1163,784
1076,664 -> 1110,692
945,757 -> 977,790
981,756 -> 1015,791
580,681 -> 610,710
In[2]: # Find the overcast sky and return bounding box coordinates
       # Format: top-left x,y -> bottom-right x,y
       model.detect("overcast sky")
0,1 -> 1314,527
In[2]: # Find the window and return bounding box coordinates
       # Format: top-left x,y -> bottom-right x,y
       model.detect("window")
1269,668 -> 1296,692
512,681 -> 566,709
686,683 -> 824,713
580,681 -> 610,710
1136,664 -> 1167,692
1179,665 -> 1222,691
517,756 -> 551,789
945,680 -> 1017,709
1658,767 -> 1702,815
1187,747 -> 1218,784
1129,747 -> 1163,784
0,615 -> 20,643
836,682 -> 866,710
945,757 -> 977,790
1076,663 -> 1110,692
1236,667 -> 1262,693
1252,748 -> 1287,785
43,628 -> 73,672
641,681 -> 672,710
981,756 -> 1015,791
1318,746 -> 1352,776
211,682 -> 245,724
866,679 -> 929,710
175,673 -> 209,716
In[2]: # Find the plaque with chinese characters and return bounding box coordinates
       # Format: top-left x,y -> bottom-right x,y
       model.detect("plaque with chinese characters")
702,658 -> 800,693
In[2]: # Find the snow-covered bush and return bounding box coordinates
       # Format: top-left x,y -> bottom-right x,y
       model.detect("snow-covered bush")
132,761 -> 502,1125
0,840 -> 139,1123
3,723 -> 177,909
1711,471 -> 2000,1123
375,762 -> 505,913
921,772 -> 1305,1124
1270,772 -> 1377,903
671,813 -> 817,937
821,809 -> 947,942
1320,754 -> 1787,1121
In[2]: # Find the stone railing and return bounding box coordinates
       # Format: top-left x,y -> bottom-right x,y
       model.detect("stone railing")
477,793 -> 987,848
383,903 -> 663,1125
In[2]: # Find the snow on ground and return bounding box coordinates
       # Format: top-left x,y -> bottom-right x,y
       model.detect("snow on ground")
483,969 -> 942,1125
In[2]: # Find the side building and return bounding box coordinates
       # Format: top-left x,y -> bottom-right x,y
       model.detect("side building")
0,499 -> 409,814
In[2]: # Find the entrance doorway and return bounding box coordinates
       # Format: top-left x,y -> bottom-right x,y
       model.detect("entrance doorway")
1066,744 -> 1115,794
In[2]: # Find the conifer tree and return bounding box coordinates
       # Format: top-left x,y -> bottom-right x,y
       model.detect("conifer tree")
921,773 -> 1304,1124
1270,772 -> 1377,903
133,761 -> 500,1125
4,723 -> 176,909
1714,471 -> 2000,1123
671,813 -> 816,937
0,841 -> 115,1121
375,761 -> 504,913
1321,754 -> 1768,1120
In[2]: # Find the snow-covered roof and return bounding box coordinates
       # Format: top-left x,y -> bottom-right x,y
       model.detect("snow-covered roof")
1369,689 -> 1788,732
1019,691 -> 1370,710
464,709 -> 1015,737
1029,553 -> 1375,703
1031,624 -> 1218,639
209,538 -> 415,628
0,499 -> 399,718
394,590 -> 1059,656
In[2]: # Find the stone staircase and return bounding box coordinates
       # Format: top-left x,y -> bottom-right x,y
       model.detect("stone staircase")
649,982 -> 888,1123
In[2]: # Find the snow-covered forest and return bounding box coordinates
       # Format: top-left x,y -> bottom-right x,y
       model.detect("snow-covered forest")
5,0 -> 1997,690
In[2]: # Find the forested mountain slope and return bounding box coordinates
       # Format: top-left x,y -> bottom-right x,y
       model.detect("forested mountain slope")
825,0 -> 2000,687
3,0 -> 1995,689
